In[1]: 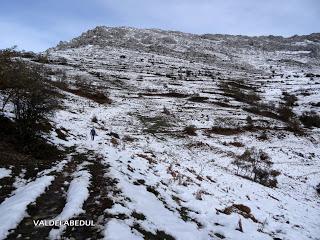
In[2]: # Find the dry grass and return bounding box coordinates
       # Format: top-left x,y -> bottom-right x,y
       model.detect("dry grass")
136,153 -> 156,164
139,91 -> 189,98
110,138 -> 119,146
218,204 -> 259,223
52,81 -> 112,104
206,127 -> 244,135
229,141 -> 244,147
122,135 -> 136,142
184,125 -> 197,136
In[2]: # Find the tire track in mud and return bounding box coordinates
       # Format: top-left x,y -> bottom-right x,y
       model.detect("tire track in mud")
6,154 -> 83,240
62,154 -> 119,239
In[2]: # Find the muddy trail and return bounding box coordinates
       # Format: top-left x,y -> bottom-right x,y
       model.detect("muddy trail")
4,150 -> 120,240
5,157 -> 78,239
62,153 -> 118,240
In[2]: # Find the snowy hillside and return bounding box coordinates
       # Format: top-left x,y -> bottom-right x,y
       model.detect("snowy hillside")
1,26 -> 320,240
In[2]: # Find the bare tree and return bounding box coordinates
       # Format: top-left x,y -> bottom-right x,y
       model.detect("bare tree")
0,47 -> 58,139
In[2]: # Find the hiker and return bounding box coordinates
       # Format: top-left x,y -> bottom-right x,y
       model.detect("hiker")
90,127 -> 96,140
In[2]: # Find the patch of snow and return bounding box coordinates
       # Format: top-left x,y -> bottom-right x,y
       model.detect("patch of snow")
0,175 -> 54,240
104,219 -> 143,240
0,168 -> 11,180
49,163 -> 91,239
12,169 -> 27,189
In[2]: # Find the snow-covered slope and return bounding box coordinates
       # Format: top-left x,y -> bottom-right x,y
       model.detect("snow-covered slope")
1,26 -> 320,239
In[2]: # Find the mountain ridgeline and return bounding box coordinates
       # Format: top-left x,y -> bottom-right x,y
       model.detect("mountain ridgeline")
54,26 -> 320,67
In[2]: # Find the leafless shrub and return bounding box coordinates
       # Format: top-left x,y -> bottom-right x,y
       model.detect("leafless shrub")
195,189 -> 209,200
232,147 -> 280,187
162,106 -> 171,115
54,78 -> 112,104
246,116 -> 254,130
277,92 -> 303,133
229,141 -> 244,147
316,183 -> 320,195
236,218 -> 243,232
299,111 -> 320,128
219,81 -> 260,104
207,127 -> 243,135
34,53 -> 50,64
258,131 -> 268,141
91,115 -> 98,123
281,91 -> 298,107
258,218 -> 268,232
184,125 -> 197,136
188,95 -> 209,102
122,135 -> 135,142
0,48 -> 59,140
138,115 -> 172,134
110,138 -> 119,146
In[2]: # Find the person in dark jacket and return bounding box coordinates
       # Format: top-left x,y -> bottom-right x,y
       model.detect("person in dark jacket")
90,127 -> 96,140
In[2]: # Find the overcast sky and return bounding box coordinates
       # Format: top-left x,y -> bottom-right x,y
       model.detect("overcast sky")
1,0 -> 319,52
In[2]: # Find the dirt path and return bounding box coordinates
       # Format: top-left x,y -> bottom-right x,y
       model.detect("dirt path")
6,155 -> 81,239
62,153 -> 118,239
